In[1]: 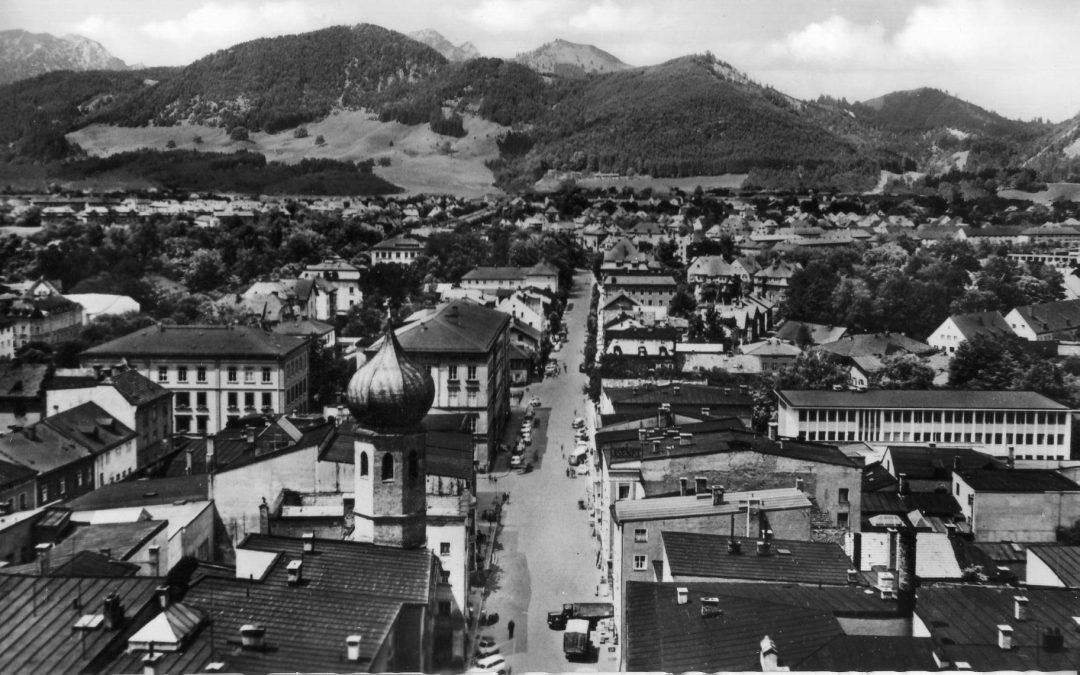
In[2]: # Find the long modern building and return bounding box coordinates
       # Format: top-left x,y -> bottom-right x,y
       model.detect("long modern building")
776,389 -> 1072,464
81,325 -> 310,434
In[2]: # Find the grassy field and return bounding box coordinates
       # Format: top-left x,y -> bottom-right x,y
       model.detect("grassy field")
533,171 -> 748,193
66,111 -> 508,198
998,183 -> 1080,204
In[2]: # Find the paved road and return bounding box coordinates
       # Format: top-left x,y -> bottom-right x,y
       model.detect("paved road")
478,271 -> 617,671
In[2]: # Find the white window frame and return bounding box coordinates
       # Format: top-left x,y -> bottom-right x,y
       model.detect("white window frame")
633,554 -> 647,570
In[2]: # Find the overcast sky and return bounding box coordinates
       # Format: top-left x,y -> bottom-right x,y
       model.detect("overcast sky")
5,0 -> 1079,122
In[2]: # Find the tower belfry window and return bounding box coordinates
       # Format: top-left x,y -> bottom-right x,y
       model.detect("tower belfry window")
382,453 -> 394,481
409,450 -> 419,480
360,452 -> 369,476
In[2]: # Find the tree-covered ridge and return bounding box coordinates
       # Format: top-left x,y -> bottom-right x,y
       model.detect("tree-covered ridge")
491,54 -> 868,186
94,24 -> 448,132
0,68 -> 179,160
853,88 -> 1046,137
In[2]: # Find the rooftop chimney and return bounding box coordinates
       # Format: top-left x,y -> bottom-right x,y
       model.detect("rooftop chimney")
700,597 -> 723,617
35,542 -> 51,576
1007,446 -> 1015,470
245,427 -> 256,444
206,436 -> 216,473
149,546 -> 161,576
1014,596 -> 1029,622
898,473 -> 910,496
1043,627 -> 1065,652
155,584 -> 170,609
851,532 -> 862,571
258,498 -> 270,535
346,634 -> 363,661
676,587 -> 688,605
240,624 -> 266,650
760,636 -> 789,671
102,592 -> 125,630
286,559 -> 303,586
302,531 -> 315,553
142,653 -> 164,675
794,477 -> 804,491
997,624 -> 1013,651
673,384 -> 681,395
897,527 -> 918,618
712,485 -> 725,505
847,568 -> 859,585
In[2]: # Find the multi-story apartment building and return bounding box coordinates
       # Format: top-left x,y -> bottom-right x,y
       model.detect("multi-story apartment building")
369,301 -> 511,469
776,389 -> 1072,464
80,325 -> 309,435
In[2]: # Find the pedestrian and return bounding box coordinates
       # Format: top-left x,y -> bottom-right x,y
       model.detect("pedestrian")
508,619 -> 515,639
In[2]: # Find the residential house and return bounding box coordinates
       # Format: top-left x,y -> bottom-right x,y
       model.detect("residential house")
0,457 -> 36,516
0,316 -> 14,360
371,235 -> 423,265
0,362 -> 49,430
459,263 -> 560,294
752,259 -> 802,301
953,468 -> 1080,542
776,389 -> 1072,463
272,318 -> 336,349
37,402 -> 138,487
0,425 -> 96,508
927,311 -> 1014,354
601,382 -> 754,428
2,294 -> 84,349
1006,299 -> 1080,341
603,274 -> 678,313
81,325 -> 310,435
299,256 -> 363,315
45,368 -> 172,466
739,338 -> 802,373
774,320 -> 848,346
605,326 -> 679,357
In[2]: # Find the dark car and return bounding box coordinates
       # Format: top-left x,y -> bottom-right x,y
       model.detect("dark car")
547,611 -> 567,630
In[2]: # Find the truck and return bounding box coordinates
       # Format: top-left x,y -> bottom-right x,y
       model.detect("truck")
560,602 -> 613,622
563,618 -> 590,659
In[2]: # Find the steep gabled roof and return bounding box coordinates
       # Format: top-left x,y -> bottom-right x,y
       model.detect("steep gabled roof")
1012,299 -> 1080,335
947,310 -> 1013,340
108,369 -> 170,406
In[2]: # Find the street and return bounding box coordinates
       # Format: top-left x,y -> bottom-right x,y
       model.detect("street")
476,270 -> 618,671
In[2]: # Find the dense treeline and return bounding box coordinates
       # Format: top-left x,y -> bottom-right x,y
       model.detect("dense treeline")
779,239 -> 1064,340
54,150 -> 401,195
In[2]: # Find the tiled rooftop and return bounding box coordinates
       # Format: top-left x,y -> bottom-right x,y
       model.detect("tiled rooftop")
778,389 -> 1069,410
82,324 -> 307,360
958,468 -> 1080,492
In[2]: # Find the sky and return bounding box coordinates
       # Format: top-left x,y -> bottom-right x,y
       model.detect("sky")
4,0 -> 1080,122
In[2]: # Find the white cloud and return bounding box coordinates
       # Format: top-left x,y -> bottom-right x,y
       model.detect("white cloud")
137,1 -> 324,58
568,1 -> 672,35
466,0 -> 557,34
773,15 -> 888,66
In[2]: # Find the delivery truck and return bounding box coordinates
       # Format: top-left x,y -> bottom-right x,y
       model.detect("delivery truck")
563,618 -> 590,660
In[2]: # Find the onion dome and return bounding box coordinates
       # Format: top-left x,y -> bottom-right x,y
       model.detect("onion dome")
345,326 -> 434,430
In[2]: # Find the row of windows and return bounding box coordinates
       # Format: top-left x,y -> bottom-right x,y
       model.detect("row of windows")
357,451 -> 420,482
158,365 -> 274,384
226,391 -> 274,410
799,408 -> 1068,426
447,365 -> 479,381
804,429 -> 1067,445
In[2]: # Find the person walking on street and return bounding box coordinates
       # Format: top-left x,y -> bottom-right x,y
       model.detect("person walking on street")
508,620 -> 515,639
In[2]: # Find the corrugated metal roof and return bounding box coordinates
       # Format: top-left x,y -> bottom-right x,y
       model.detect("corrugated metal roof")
958,468 -> 1080,492
1029,544 -> 1080,587
663,532 -> 853,585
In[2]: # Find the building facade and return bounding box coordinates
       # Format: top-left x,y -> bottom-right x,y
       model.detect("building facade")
81,325 -> 309,435
777,389 -> 1072,464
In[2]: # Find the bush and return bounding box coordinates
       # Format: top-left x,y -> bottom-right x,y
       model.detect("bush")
315,135 -> 326,146
377,156 -> 391,167
193,135 -> 203,144
165,139 -> 176,149
294,127 -> 309,139
229,126 -> 250,142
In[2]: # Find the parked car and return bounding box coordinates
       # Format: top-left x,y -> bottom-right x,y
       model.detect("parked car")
530,396 -> 541,407
510,454 -> 524,468
477,635 -> 499,657
476,654 -> 511,675
547,611 -> 567,630
522,432 -> 532,445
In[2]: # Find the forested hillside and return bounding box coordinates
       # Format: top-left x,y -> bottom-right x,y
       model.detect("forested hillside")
94,24 -> 448,133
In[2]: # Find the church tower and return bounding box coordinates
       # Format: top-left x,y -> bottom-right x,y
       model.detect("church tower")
345,324 -> 435,548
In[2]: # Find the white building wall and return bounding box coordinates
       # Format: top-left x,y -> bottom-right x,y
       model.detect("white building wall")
1026,549 -> 1067,587
211,445 -> 319,544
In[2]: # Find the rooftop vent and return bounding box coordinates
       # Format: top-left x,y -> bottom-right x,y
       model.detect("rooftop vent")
346,634 -> 363,661
240,624 -> 266,650
998,624 -> 1013,651
286,559 -> 303,586
1014,596 -> 1028,622
676,587 -> 688,605
878,571 -> 896,600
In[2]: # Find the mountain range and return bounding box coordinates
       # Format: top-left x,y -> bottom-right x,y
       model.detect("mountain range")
0,23 -> 1077,193
0,29 -> 129,85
